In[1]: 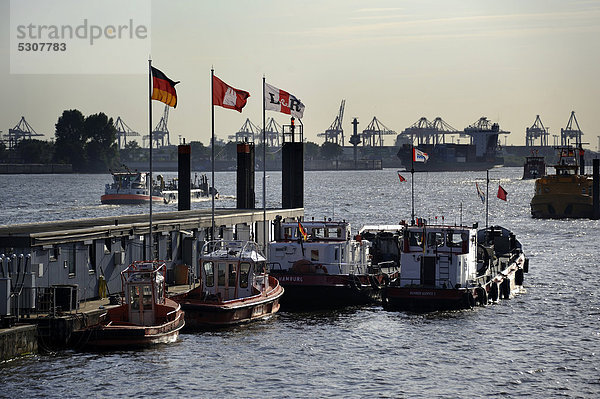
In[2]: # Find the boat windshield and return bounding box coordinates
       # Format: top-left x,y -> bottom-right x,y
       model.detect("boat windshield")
203,262 -> 214,287
240,262 -> 250,288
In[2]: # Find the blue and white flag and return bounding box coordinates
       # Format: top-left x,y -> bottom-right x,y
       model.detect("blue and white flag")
476,182 -> 485,204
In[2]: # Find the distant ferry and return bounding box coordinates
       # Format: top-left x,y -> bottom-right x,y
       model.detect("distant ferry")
396,117 -> 507,172
101,170 -> 213,205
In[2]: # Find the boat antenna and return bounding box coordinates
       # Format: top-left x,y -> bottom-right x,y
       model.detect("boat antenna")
485,169 -> 489,229
262,75 -> 267,252
411,144 -> 415,225
148,58 -> 154,260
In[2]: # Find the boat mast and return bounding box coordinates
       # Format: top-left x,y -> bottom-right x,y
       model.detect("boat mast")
485,169 -> 489,229
148,58 -> 154,260
411,145 -> 415,225
262,75 -> 266,251
211,68 -> 215,241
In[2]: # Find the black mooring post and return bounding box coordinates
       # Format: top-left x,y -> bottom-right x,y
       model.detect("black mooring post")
282,117 -> 303,209
593,158 -> 599,220
178,143 -> 191,211
236,142 -> 255,209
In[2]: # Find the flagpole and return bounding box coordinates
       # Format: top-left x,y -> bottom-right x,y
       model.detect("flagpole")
211,68 -> 215,241
262,76 -> 267,252
148,58 -> 153,260
411,145 -> 415,225
485,169 -> 489,229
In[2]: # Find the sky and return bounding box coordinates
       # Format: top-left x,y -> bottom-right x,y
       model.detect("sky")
1,0 -> 599,149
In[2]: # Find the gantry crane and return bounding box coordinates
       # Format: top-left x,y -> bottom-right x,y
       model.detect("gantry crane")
561,111 -> 583,147
360,116 -> 396,146
318,100 -> 345,145
5,117 -> 44,150
228,118 -> 261,143
143,105 -> 170,148
113,117 -> 140,149
525,115 -> 549,147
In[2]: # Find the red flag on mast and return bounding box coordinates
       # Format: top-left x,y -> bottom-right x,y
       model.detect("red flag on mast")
397,171 -> 406,182
497,185 -> 507,201
212,75 -> 250,112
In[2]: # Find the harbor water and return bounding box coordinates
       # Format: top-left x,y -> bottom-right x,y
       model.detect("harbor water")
1,168 -> 599,398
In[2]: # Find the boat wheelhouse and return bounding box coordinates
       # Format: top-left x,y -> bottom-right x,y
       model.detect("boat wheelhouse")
170,240 -> 283,329
382,222 -> 527,312
522,154 -> 546,179
531,147 -> 593,218
268,219 -> 393,308
75,260 -> 185,348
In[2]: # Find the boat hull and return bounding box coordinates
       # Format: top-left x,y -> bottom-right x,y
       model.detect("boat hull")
270,272 -> 384,309
396,144 -> 502,172
383,254 -> 526,312
172,284 -> 284,329
101,194 -> 163,205
531,193 -> 593,218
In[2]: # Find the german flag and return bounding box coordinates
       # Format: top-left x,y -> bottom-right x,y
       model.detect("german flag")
151,66 -> 179,108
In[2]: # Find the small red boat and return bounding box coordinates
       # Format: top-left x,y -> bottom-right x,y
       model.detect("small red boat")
101,171 -> 163,205
171,240 -> 283,329
76,261 -> 185,348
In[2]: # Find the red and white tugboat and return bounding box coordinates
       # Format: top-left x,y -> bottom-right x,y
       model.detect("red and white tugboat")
170,240 -> 284,329
76,261 -> 185,348
268,218 -> 393,308
382,220 -> 528,312
101,171 -> 163,205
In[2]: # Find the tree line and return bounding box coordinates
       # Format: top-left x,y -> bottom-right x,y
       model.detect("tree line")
0,109 -> 346,172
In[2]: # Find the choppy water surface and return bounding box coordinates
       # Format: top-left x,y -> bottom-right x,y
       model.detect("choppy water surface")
1,168 -> 599,398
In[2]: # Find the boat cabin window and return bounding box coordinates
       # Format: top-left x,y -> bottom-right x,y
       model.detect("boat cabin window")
142,285 -> 153,310
204,261 -> 214,287
130,286 -> 140,310
239,263 -> 250,288
284,226 -> 294,240
311,249 -> 319,261
427,232 -> 444,248
228,264 -> 237,287
256,262 -> 266,275
409,231 -> 424,248
217,263 -> 226,286
446,232 -> 466,248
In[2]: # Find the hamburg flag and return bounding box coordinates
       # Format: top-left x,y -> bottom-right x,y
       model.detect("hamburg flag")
476,182 -> 485,203
151,67 -> 179,108
397,171 -> 407,182
264,82 -> 305,119
213,75 -> 250,112
497,185 -> 508,201
413,148 -> 429,162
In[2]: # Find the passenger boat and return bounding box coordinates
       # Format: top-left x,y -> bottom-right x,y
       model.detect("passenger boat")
267,218 -> 394,308
381,221 -> 528,312
101,170 -> 162,204
161,173 -> 213,204
170,240 -> 283,329
530,147 -> 593,218
522,153 -> 546,179
75,261 -> 185,348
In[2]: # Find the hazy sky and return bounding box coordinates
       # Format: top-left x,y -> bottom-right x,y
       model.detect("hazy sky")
2,0 -> 599,148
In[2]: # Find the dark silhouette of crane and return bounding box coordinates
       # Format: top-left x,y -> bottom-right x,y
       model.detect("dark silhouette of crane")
525,115 -> 549,147
401,117 -> 459,146
143,105 -> 170,148
262,117 -> 282,147
561,111 -> 583,147
318,100 -> 345,145
113,117 -> 140,149
229,118 -> 261,143
360,117 -> 396,146
5,116 -> 44,149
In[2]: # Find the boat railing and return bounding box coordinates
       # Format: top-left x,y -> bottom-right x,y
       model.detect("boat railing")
201,240 -> 265,259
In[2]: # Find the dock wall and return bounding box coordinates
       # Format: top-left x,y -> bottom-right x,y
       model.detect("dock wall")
0,324 -> 37,361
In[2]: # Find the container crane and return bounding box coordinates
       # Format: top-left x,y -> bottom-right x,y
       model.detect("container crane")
113,117 -> 140,149
317,100 -> 345,145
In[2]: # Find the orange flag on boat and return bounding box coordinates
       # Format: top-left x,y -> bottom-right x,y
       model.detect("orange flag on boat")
497,185 -> 507,201
151,66 -> 179,108
298,220 -> 308,241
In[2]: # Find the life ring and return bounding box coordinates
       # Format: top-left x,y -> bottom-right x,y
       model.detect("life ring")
515,269 -> 524,286
489,282 -> 499,302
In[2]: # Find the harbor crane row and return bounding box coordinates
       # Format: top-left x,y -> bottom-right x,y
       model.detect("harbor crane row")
318,100 -> 345,145
113,117 -> 140,149
561,111 -> 583,147
262,118 -> 282,147
525,115 -> 550,147
228,118 -> 261,143
400,117 -> 460,146
4,117 -> 44,150
360,116 -> 396,147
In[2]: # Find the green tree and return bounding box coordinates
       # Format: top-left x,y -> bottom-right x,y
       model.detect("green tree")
320,142 -> 344,160
84,113 -> 119,172
304,141 -> 320,159
14,139 -> 54,163
121,140 -> 144,162
54,109 -> 86,170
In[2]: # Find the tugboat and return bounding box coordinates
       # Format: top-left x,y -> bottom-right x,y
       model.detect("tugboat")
381,220 -> 528,312
101,170 -> 163,205
161,173 -> 213,204
75,261 -> 185,348
530,146 -> 593,218
170,240 -> 283,329
522,151 -> 546,179
267,218 -> 393,308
